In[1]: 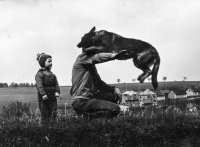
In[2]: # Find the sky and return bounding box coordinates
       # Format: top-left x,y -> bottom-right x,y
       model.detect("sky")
0,0 -> 200,86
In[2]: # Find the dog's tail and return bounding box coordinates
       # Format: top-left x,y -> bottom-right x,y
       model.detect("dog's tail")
151,54 -> 160,90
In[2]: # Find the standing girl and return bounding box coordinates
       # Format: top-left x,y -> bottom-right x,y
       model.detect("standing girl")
35,53 -> 60,121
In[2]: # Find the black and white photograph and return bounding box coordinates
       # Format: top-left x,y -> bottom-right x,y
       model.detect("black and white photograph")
0,0 -> 200,146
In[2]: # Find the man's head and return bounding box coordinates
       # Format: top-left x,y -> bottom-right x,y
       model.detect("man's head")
77,26 -> 96,48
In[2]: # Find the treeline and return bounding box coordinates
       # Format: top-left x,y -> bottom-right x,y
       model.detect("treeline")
0,83 -> 8,88
0,82 -> 36,88
114,81 -> 200,92
9,82 -> 36,88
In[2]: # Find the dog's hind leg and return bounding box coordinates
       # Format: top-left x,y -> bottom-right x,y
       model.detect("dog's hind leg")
133,60 -> 151,83
138,67 -> 151,83
133,55 -> 152,83
139,68 -> 152,83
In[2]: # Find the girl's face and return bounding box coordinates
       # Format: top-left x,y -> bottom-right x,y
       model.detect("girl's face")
45,57 -> 52,70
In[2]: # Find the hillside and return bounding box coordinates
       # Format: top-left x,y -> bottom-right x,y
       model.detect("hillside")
62,81 -> 200,92
110,81 -> 200,92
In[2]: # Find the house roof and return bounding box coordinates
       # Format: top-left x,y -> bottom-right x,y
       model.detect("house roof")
123,90 -> 138,96
171,89 -> 186,95
139,89 -> 156,95
160,90 -> 170,94
135,91 -> 143,94
188,87 -> 200,92
153,90 -> 165,96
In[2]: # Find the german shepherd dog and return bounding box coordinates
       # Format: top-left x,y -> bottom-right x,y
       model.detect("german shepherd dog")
77,27 -> 160,90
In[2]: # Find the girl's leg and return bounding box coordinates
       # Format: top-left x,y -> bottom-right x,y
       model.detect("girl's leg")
49,99 -> 57,118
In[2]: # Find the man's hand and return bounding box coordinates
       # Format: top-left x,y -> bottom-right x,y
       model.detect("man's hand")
42,95 -> 48,100
114,87 -> 122,104
114,50 -> 129,60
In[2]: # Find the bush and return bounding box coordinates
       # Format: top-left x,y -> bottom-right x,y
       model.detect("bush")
2,101 -> 31,118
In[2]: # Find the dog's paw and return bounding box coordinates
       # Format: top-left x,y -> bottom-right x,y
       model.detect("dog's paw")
137,75 -> 142,81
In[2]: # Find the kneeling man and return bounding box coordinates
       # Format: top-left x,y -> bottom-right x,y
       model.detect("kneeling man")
70,49 -> 126,118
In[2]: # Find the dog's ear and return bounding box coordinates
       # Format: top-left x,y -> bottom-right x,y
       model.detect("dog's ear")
89,26 -> 96,33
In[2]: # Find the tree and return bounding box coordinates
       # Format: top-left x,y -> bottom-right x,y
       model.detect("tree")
3,83 -> 8,87
10,82 -> 15,87
25,83 -> 30,87
183,77 -> 187,81
14,83 -> 18,88
117,78 -> 121,84
132,78 -> 136,83
162,76 -> 167,82
0,83 -> 8,88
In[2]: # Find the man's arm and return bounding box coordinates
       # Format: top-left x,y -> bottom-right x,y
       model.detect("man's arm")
97,79 -> 116,93
83,46 -> 104,53
98,79 -> 122,104
81,50 -> 128,65
81,52 -> 116,65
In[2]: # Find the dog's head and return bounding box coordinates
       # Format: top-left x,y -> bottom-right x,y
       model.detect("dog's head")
77,26 -> 96,48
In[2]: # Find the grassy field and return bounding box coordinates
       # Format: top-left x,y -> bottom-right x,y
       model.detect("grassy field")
1,80 -> 200,110
0,102 -> 200,146
0,87 -> 72,111
1,84 -> 200,146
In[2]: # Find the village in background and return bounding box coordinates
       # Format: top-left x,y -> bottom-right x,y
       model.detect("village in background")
114,80 -> 200,115
1,80 -> 200,115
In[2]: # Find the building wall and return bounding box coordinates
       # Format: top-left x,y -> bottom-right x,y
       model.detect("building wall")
186,89 -> 195,96
157,96 -> 165,101
139,94 -> 157,105
168,91 -> 176,99
176,94 -> 187,99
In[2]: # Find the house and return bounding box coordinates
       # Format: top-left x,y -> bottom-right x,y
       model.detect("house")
119,105 -> 129,113
160,90 -> 170,99
186,87 -> 200,97
153,90 -> 165,101
138,89 -> 157,106
168,89 -> 187,99
122,90 -> 139,106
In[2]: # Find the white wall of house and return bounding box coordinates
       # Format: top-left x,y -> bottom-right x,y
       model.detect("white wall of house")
157,96 -> 165,101
168,91 -> 176,99
186,88 -> 195,96
176,94 -> 187,99
186,88 -> 200,97
168,91 -> 187,99
119,105 -> 129,112
139,94 -> 157,105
